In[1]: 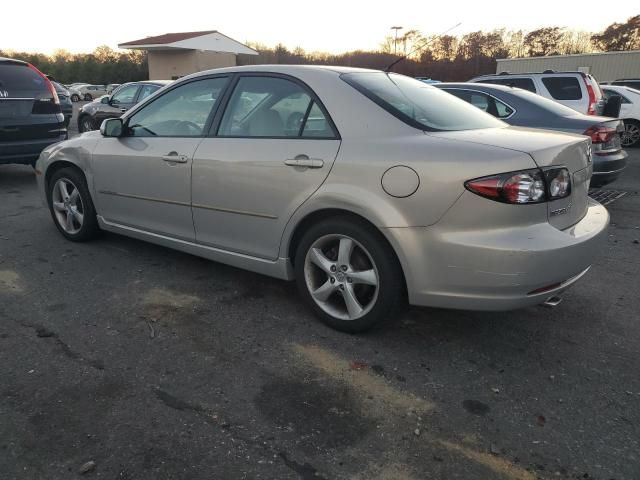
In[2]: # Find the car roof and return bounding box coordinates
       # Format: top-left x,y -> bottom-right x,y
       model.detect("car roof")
179,64 -> 380,81
0,57 -> 27,66
475,71 -> 586,77
435,82 -> 518,92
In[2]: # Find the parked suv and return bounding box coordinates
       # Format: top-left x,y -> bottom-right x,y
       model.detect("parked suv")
470,71 -> 605,116
0,57 -> 66,166
77,80 -> 171,132
605,79 -> 640,91
52,81 -> 73,127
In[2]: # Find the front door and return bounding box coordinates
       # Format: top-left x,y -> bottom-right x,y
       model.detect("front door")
95,83 -> 140,125
192,75 -> 341,260
92,76 -> 230,241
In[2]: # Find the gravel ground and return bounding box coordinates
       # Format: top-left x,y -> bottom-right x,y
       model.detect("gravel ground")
0,146 -> 638,480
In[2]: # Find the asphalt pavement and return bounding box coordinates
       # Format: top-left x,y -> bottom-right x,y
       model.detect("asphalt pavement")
0,142 -> 639,479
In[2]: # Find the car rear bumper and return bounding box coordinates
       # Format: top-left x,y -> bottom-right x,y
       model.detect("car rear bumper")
385,198 -> 609,311
591,150 -> 627,186
0,135 -> 67,165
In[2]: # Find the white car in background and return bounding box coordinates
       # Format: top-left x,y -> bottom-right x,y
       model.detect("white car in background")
600,85 -> 640,147
470,71 -> 606,116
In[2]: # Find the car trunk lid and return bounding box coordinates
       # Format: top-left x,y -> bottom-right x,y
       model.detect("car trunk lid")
427,126 -> 592,230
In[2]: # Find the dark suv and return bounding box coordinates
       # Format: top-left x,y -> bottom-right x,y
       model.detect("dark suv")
77,80 -> 171,132
0,57 -> 66,166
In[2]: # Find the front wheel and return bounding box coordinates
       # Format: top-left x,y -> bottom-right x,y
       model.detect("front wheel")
294,217 -> 405,333
71,94 -> 80,102
621,120 -> 640,148
78,115 -> 95,133
83,93 -> 92,101
47,167 -> 99,242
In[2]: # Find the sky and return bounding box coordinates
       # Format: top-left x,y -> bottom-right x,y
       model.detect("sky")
2,1 -> 637,55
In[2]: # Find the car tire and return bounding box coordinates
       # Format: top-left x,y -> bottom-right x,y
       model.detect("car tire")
621,120 -> 640,148
78,115 -> 95,133
47,167 -> 99,242
294,216 -> 405,333
84,93 -> 92,101
71,94 -> 80,102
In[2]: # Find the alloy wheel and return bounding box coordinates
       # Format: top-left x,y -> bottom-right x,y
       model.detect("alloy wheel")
51,178 -> 84,234
621,123 -> 640,147
303,234 -> 379,321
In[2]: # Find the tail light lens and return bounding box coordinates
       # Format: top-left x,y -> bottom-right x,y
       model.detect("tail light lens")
581,73 -> 597,115
465,168 -> 571,204
27,63 -> 61,115
583,125 -> 620,153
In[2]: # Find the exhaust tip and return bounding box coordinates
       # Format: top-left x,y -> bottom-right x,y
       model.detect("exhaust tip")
542,296 -> 563,308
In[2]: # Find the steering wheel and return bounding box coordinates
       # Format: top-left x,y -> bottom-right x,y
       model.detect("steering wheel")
174,120 -> 201,136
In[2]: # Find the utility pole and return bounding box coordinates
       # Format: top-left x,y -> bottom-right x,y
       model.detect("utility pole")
391,26 -> 403,55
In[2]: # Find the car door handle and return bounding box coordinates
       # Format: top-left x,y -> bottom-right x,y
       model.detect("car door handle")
284,154 -> 324,168
162,152 -> 189,163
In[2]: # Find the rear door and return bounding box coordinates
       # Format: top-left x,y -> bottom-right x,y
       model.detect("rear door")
192,74 -> 341,260
0,61 -> 62,150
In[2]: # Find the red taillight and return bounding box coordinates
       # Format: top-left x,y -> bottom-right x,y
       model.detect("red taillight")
581,73 -> 597,115
465,168 -> 570,204
583,125 -> 616,144
27,63 -> 59,104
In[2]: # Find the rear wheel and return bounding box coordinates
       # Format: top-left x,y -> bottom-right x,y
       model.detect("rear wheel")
47,167 -> 99,242
294,217 -> 404,333
621,120 -> 640,148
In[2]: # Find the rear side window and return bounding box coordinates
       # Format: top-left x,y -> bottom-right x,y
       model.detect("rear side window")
0,63 -> 48,94
483,77 -> 537,93
445,89 -> 514,119
542,77 -> 582,100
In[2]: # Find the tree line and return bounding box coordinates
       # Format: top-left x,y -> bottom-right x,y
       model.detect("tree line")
1,15 -> 638,84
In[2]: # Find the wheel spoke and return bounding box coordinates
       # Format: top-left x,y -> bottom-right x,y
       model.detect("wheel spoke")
58,181 -> 70,201
69,188 -> 79,204
337,238 -> 354,267
342,284 -> 363,319
312,280 -> 335,302
349,269 -> 377,286
53,202 -> 66,212
65,211 -> 75,231
309,248 -> 333,274
71,207 -> 84,225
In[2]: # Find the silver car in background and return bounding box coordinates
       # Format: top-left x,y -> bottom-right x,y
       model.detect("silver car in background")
35,66 -> 608,332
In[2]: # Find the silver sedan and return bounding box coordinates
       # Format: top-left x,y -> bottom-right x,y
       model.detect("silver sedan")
36,65 -> 609,332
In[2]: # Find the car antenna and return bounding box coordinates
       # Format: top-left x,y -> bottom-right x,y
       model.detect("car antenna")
385,22 -> 462,73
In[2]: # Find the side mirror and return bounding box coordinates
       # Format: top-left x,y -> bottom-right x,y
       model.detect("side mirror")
101,96 -> 110,104
100,118 -> 123,137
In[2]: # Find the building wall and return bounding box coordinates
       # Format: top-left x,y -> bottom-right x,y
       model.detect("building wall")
496,51 -> 640,82
148,50 -> 237,80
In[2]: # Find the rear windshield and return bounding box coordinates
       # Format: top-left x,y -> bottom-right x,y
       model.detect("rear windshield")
341,72 -> 504,131
0,62 -> 48,93
511,87 -> 583,116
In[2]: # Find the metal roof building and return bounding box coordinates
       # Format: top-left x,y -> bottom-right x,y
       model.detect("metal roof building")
496,50 -> 640,82
119,30 -> 258,80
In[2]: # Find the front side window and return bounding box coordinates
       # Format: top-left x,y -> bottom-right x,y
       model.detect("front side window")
138,84 -> 160,102
217,76 -> 335,138
111,84 -> 139,104
343,72 -> 505,131
126,77 -> 228,137
542,77 -> 582,100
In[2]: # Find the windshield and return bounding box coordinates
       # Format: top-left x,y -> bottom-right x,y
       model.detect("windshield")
341,72 -> 505,131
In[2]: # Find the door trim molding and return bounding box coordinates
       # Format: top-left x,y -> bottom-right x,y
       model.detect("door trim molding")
98,190 -> 190,207
192,203 -> 277,219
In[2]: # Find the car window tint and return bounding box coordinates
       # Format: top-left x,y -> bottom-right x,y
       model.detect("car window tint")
111,84 -> 139,104
0,63 -> 48,93
483,78 -> 537,93
138,84 -> 160,101
542,77 -> 582,100
127,77 -> 228,137
219,76 -> 322,138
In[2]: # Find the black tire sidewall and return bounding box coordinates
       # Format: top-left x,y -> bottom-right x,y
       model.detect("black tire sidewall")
294,217 -> 405,333
623,120 -> 640,148
47,167 -> 99,242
